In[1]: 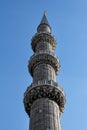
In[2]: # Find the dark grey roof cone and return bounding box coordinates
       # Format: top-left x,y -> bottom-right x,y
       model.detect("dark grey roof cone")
37,11 -> 52,33
40,11 -> 49,25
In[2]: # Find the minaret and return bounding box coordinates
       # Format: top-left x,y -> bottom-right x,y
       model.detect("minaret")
23,12 -> 66,130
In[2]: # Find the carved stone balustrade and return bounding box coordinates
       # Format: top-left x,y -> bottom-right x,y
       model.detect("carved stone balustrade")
28,52 -> 60,76
24,79 -> 65,116
31,32 -> 56,52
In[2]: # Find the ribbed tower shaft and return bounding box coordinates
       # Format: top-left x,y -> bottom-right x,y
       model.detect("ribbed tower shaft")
23,12 -> 66,130
30,98 -> 61,130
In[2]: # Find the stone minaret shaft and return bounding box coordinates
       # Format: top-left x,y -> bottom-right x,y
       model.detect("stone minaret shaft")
24,12 -> 66,130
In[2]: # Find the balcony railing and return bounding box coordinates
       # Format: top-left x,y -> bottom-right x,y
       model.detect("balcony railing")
30,51 -> 59,62
24,79 -> 64,95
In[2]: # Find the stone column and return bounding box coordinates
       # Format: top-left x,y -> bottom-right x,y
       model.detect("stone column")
30,98 -> 61,130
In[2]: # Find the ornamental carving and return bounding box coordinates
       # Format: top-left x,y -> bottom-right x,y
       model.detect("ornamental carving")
31,32 -> 56,52
23,82 -> 66,116
28,53 -> 60,76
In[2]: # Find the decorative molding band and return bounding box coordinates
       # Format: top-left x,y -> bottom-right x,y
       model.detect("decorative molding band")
31,32 -> 56,52
23,82 -> 66,116
28,53 -> 60,76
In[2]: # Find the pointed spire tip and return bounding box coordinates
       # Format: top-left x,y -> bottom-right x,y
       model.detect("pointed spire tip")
37,11 -> 52,33
43,11 -> 46,16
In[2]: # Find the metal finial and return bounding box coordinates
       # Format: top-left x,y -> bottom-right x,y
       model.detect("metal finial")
43,11 -> 46,16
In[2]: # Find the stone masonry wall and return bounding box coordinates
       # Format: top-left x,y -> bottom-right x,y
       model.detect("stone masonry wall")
29,98 -> 61,130
33,64 -> 56,82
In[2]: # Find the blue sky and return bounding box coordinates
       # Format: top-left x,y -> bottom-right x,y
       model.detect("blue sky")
0,0 -> 87,130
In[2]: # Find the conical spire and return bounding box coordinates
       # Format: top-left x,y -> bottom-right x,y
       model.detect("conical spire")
37,11 -> 51,33
40,11 -> 49,25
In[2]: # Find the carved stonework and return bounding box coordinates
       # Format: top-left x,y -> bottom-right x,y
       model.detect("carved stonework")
31,32 -> 56,52
28,52 -> 60,76
24,81 -> 65,116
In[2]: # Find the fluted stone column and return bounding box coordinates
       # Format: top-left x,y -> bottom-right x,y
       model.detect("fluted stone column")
30,98 -> 61,130
23,12 -> 66,130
